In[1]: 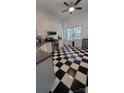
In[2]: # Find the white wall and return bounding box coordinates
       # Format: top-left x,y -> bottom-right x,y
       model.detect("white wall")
62,12 -> 88,48
36,10 -> 63,37
36,10 -> 64,47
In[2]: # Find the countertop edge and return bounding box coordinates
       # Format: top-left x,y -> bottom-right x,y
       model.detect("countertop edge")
36,49 -> 52,65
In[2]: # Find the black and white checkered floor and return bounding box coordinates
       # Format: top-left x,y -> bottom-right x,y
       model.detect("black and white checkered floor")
50,45 -> 88,93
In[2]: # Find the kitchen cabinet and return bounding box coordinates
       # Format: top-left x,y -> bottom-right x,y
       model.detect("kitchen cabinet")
36,49 -> 55,93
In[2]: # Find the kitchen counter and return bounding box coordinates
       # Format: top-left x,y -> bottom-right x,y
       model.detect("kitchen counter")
36,48 -> 55,93
36,48 -> 51,65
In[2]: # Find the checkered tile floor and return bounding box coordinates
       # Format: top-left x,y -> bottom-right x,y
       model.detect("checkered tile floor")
50,45 -> 88,93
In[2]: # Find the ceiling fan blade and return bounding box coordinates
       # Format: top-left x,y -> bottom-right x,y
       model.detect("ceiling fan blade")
74,0 -> 82,6
62,9 -> 68,12
75,7 -> 82,10
70,12 -> 72,15
64,2 -> 70,6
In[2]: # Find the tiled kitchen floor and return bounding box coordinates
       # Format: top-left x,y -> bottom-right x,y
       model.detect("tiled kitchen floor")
50,45 -> 88,93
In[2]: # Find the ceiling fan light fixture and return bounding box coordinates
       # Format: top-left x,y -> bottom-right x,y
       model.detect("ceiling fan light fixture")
69,7 -> 75,12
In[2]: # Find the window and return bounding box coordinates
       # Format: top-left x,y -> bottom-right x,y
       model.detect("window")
65,26 -> 81,40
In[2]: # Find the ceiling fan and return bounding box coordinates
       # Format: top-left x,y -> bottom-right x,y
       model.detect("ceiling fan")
62,0 -> 82,14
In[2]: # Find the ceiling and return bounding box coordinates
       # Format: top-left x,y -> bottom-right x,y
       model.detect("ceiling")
36,0 -> 88,19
